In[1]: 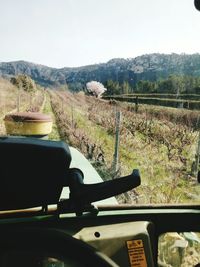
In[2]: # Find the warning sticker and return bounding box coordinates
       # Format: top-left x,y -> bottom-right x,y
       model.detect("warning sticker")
126,239 -> 147,267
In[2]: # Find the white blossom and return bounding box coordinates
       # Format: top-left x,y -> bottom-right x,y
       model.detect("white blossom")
86,81 -> 107,98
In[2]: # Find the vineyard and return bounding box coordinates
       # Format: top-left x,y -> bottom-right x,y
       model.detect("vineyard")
104,94 -> 200,110
48,90 -> 200,204
0,77 -> 199,204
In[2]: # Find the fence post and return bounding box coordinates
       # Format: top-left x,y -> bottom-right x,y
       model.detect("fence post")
135,96 -> 139,113
112,110 -> 121,174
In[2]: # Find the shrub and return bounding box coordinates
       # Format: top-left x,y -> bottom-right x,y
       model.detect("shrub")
10,75 -> 37,92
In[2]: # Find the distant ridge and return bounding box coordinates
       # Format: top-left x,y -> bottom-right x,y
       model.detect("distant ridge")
1,53 -> 200,88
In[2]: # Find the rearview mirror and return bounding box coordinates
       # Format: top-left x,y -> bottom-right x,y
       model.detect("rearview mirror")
194,0 -> 200,11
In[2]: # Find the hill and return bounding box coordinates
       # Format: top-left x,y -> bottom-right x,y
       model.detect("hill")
1,53 -> 200,89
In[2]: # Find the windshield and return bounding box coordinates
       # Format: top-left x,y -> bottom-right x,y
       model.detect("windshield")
0,0 -> 199,205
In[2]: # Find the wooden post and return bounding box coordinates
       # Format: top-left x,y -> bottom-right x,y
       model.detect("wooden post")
112,110 -> 121,174
135,96 -> 139,113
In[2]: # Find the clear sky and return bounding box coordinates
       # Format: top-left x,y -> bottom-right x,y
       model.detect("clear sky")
0,0 -> 200,68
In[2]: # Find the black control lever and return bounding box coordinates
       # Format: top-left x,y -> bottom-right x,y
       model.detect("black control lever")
59,168 -> 141,215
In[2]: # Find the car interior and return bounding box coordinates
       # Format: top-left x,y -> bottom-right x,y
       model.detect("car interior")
0,1 -> 200,267
0,136 -> 199,267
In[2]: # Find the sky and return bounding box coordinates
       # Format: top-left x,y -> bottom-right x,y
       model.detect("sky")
0,0 -> 200,68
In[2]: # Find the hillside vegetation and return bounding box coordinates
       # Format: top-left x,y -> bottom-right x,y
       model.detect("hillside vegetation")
2,54 -> 200,90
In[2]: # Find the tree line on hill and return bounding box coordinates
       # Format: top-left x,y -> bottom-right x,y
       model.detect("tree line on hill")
104,75 -> 200,95
8,73 -> 200,98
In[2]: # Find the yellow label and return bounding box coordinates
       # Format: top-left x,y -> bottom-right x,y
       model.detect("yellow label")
126,239 -> 147,267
